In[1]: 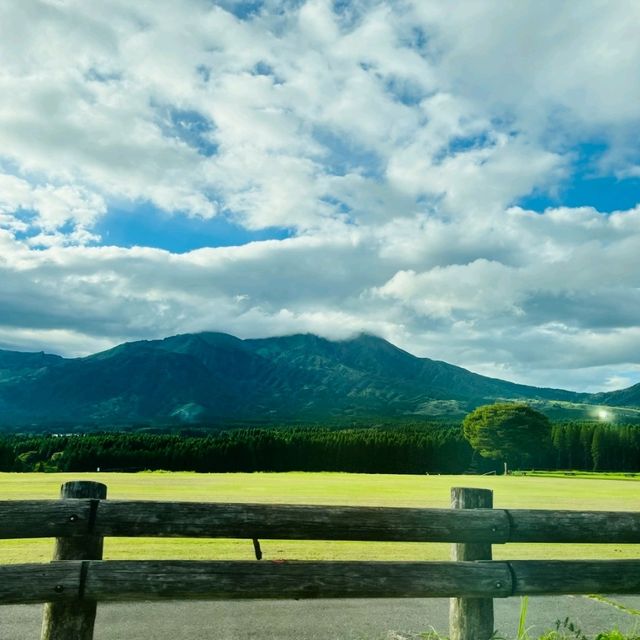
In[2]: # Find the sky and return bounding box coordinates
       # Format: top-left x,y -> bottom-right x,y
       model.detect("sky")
1,0 -> 640,392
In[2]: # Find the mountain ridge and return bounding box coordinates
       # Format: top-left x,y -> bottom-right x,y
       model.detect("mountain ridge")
0,331 -> 635,427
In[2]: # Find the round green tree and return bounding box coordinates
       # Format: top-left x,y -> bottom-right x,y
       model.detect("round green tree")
462,402 -> 551,469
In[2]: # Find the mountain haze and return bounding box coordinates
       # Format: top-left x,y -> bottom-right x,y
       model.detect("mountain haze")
0,332 -> 635,427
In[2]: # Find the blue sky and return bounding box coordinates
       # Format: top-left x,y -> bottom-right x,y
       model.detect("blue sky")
518,142 -> 640,213
1,0 -> 640,392
95,205 -> 291,253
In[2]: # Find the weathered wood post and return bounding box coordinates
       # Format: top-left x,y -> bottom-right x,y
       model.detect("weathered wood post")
41,480 -> 107,640
449,487 -> 494,640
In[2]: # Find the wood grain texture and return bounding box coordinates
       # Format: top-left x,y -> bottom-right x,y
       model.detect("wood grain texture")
0,500 -> 93,539
507,510 -> 640,543
41,481 -> 107,640
5,498 -> 640,544
90,501 -> 640,544
83,560 -> 513,601
3,559 -> 640,605
94,501 -> 510,542
450,488 -> 494,562
510,560 -> 640,595
0,562 -> 81,604
449,487 -> 495,640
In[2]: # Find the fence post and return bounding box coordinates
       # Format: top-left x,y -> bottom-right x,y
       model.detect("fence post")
41,480 -> 107,640
449,487 -> 495,640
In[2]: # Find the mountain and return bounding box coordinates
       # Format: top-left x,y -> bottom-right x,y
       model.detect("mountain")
591,382 -> 640,408
0,332 -> 636,427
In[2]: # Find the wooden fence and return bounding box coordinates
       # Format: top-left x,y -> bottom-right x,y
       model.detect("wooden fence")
1,481 -> 639,640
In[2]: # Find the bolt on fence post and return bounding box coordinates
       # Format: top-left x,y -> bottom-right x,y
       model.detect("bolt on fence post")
449,487 -> 495,640
41,481 -> 107,640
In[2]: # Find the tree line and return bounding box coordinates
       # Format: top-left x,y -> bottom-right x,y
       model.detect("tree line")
0,421 -> 638,474
0,425 -> 468,474
551,421 -> 640,471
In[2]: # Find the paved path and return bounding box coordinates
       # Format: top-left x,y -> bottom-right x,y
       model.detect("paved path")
3,596 -> 639,639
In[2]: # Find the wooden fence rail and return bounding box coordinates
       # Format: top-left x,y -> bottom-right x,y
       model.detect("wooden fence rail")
0,481 -> 638,640
3,499 -> 640,543
3,559 -> 640,605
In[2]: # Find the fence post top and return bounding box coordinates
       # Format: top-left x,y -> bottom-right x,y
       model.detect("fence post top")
451,487 -> 493,495
60,481 -> 107,500
451,487 -> 493,510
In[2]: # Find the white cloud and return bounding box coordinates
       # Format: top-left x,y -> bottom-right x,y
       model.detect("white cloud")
0,1 -> 639,392
0,199 -> 639,390
0,173 -> 105,245
2,0 -> 639,229
413,0 -> 640,137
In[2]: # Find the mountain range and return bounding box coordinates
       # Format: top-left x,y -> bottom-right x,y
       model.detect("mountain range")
0,332 -> 639,428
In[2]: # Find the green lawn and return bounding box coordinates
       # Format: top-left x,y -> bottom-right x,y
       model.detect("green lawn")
1,471 -> 639,564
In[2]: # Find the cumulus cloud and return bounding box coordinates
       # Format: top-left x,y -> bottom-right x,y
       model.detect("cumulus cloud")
0,0 -> 639,391
0,173 -> 105,245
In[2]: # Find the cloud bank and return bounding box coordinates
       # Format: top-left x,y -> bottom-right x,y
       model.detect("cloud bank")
1,0 -> 639,392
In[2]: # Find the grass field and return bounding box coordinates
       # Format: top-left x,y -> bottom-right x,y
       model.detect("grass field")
1,471 -> 639,565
